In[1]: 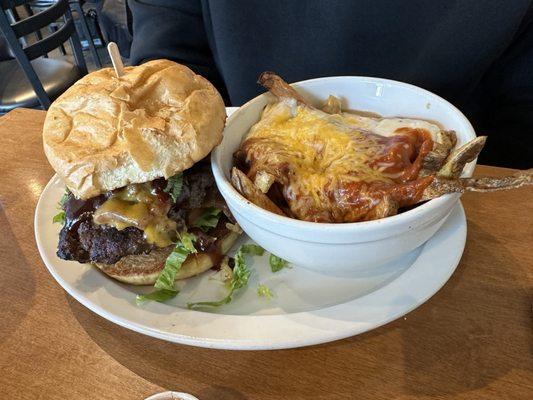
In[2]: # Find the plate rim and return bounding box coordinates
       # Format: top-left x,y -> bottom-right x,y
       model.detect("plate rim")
35,174 -> 466,350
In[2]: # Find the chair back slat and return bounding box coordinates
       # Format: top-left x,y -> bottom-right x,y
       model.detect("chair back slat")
11,0 -> 67,38
0,0 -> 87,110
1,1 -> 29,11
23,15 -> 73,60
0,0 -> 29,10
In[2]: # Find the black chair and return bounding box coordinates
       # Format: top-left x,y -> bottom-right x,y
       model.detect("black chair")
0,0 -> 87,113
30,0 -> 103,67
70,0 -> 102,67
0,28 -> 14,59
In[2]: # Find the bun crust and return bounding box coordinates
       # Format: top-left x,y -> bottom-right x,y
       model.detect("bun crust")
43,59 -> 226,199
94,231 -> 240,285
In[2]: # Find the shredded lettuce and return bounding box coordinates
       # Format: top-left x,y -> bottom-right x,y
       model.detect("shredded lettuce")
135,232 -> 197,304
192,207 -> 221,231
178,232 -> 197,253
59,189 -> 70,207
52,211 -> 66,225
187,244 -> 264,309
240,244 -> 265,256
186,293 -> 233,309
164,172 -> 183,202
155,232 -> 197,291
257,284 -> 273,299
53,189 -> 70,224
136,288 -> 179,304
269,254 -> 288,272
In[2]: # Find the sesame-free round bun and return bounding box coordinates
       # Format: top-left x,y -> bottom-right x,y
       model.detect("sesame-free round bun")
94,231 -> 240,285
43,59 -> 226,199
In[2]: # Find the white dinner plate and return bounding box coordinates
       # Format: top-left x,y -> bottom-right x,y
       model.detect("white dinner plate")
34,104 -> 466,350
34,171 -> 466,350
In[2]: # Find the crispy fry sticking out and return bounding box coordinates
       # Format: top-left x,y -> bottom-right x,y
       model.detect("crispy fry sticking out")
258,72 -> 308,104
462,168 -> 532,191
438,136 -> 487,178
254,170 -> 275,193
322,95 -> 342,114
420,130 -> 457,176
421,169 -> 532,201
441,129 -> 458,149
231,167 -> 286,216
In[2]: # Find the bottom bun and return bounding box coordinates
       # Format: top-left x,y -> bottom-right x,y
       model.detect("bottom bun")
94,231 -> 241,285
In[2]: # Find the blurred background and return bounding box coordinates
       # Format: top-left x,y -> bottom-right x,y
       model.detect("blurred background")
0,0 -> 128,114
1,1 -> 530,168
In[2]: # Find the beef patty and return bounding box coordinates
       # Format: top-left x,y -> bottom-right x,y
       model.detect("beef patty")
56,162 -> 222,265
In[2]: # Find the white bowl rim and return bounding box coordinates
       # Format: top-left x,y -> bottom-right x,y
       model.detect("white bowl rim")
212,75 -> 476,237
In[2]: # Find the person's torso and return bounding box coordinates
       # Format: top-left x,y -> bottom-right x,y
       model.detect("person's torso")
202,0 -> 530,116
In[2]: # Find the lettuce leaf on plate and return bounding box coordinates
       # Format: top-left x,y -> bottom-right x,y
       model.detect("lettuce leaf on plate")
187,244 -> 264,309
269,254 -> 289,272
257,284 -> 273,299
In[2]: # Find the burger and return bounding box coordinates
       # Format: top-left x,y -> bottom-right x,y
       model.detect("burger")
43,60 -> 241,294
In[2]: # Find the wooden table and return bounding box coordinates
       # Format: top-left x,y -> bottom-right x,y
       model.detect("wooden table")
0,108 -> 531,400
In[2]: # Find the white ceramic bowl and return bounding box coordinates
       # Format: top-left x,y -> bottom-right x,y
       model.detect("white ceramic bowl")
212,77 -> 476,273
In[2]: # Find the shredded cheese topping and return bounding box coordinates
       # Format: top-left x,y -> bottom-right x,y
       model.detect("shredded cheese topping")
242,103 -> 396,205
239,101 -> 438,222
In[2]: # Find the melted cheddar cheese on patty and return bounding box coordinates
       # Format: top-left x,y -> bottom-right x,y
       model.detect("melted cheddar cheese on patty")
93,183 -> 177,247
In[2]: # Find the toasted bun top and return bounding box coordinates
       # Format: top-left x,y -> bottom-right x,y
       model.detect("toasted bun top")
43,59 -> 226,199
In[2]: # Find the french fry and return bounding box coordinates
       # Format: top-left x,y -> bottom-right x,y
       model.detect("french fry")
362,196 -> 399,221
420,130 -> 457,175
441,129 -> 457,149
231,167 -> 286,216
254,170 -> 276,193
420,169 -> 532,201
420,178 -> 463,200
322,95 -> 342,114
437,136 -> 487,179
462,168 -> 532,191
258,72 -> 308,104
